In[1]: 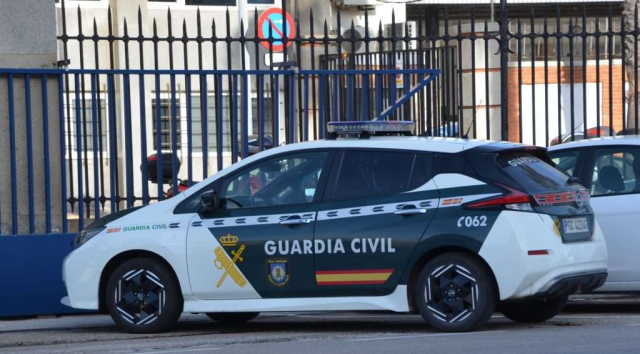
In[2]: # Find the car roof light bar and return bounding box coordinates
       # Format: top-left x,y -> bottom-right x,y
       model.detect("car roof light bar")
326,121 -> 415,139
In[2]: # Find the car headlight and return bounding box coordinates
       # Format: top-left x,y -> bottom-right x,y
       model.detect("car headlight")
74,226 -> 106,248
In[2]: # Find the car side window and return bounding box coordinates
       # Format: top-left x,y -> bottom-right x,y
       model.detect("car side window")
328,150 -> 416,201
550,150 -> 580,177
590,147 -> 640,196
220,151 -> 328,209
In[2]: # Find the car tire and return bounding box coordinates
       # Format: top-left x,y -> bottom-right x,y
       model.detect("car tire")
500,296 -> 568,323
206,312 -> 260,324
106,257 -> 183,334
415,252 -> 498,332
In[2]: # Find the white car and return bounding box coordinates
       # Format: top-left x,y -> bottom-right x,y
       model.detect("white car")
549,136 -> 640,293
63,122 -> 608,334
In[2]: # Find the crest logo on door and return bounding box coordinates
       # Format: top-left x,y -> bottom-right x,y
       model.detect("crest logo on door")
214,235 -> 247,288
267,259 -> 290,286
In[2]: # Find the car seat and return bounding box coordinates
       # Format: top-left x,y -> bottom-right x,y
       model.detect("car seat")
598,166 -> 625,194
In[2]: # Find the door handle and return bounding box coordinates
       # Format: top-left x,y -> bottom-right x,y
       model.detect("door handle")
280,216 -> 313,226
394,207 -> 427,216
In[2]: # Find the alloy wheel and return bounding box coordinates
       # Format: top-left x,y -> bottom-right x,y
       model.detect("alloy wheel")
425,264 -> 479,323
114,269 -> 166,325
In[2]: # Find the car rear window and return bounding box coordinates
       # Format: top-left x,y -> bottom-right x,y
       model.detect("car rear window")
497,152 -> 569,192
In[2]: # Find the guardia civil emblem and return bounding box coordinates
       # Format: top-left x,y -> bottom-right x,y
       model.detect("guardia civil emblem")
267,259 -> 290,286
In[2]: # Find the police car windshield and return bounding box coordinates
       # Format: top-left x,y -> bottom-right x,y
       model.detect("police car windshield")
497,152 -> 570,193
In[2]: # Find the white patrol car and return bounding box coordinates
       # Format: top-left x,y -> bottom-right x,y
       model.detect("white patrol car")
63,121 -> 608,333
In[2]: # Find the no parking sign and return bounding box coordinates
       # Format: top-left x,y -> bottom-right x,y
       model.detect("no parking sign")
257,8 -> 295,52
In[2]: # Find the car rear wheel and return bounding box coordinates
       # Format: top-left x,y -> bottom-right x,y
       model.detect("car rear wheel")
206,312 -> 260,324
106,257 -> 183,333
415,252 -> 498,332
500,296 -> 568,323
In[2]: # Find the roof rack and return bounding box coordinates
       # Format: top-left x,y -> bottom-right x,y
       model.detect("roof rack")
326,121 -> 415,140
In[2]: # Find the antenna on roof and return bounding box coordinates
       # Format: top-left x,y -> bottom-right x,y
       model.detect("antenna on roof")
462,99 -> 482,139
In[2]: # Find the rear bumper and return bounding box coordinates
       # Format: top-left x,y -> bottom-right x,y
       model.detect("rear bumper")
479,211 -> 608,300
538,270 -> 608,298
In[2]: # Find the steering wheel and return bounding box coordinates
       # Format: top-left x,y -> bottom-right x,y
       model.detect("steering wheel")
252,191 -> 271,207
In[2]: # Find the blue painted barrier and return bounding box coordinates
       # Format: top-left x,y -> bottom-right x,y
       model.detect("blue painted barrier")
0,234 -> 91,317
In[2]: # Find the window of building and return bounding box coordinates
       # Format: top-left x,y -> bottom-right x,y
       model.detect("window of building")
152,97 -> 181,151
185,0 -> 236,6
190,95 -> 231,152
248,0 -> 275,4
251,96 -> 273,136
508,17 -> 623,61
329,151 -> 416,201
69,97 -> 108,152
188,94 -> 274,153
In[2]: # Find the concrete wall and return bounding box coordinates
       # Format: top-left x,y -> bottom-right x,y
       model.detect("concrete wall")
0,0 -> 57,68
0,0 -> 62,234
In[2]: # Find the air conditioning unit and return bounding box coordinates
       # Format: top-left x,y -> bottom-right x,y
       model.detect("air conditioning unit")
383,21 -> 417,51
407,21 -> 417,50
341,26 -> 378,54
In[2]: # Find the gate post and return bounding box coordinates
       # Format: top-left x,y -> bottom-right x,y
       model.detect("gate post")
499,0 -> 509,141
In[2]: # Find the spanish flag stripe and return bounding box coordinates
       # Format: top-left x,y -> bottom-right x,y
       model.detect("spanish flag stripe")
316,269 -> 394,275
315,269 -> 393,286
317,273 -> 391,282
318,281 -> 386,286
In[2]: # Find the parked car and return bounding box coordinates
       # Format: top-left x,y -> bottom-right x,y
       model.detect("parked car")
549,136 -> 640,292
63,121 -> 607,334
549,127 -> 615,146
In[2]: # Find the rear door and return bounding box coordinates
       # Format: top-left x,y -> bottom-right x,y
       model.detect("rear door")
583,146 -> 640,282
312,149 -> 438,297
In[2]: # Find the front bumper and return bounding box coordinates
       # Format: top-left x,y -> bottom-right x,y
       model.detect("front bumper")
62,242 -> 108,310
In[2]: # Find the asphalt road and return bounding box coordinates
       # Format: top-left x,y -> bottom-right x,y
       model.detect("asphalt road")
2,297 -> 640,354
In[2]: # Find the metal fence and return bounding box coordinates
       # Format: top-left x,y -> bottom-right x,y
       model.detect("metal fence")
0,67 -> 438,234
3,0 -> 640,235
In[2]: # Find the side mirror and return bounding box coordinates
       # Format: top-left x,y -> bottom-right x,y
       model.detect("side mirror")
199,190 -> 218,213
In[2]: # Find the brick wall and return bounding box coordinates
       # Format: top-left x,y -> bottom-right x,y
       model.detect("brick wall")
507,64 -> 626,142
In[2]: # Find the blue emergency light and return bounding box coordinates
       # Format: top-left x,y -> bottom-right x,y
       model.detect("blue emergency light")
326,120 -> 415,139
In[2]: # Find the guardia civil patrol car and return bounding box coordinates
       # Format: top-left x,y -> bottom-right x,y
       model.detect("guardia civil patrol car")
62,121 -> 608,334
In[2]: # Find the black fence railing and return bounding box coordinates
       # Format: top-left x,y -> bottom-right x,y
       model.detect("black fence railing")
49,0 -> 640,232
321,47 -> 458,133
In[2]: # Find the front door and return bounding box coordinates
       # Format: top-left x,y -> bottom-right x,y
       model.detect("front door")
186,150 -> 332,299
586,146 -> 640,283
313,150 -> 438,297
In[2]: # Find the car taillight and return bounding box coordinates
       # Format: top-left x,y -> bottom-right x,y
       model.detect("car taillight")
465,185 -> 534,211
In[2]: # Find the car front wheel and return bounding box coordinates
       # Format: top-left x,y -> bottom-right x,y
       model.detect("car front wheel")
415,252 -> 498,332
500,296 -> 568,323
106,257 -> 183,333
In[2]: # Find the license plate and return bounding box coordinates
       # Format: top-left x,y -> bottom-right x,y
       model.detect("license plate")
562,217 -> 589,234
